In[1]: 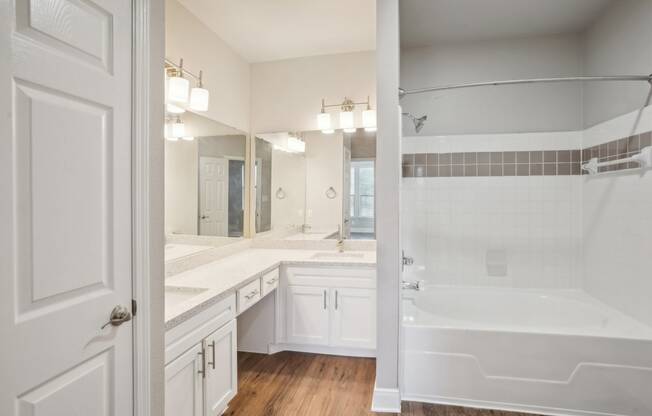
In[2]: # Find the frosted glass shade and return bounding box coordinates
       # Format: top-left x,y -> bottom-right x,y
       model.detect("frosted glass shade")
362,108 -> 376,132
317,112 -> 333,134
189,87 -> 209,112
168,76 -> 189,103
340,111 -> 355,133
170,119 -> 185,138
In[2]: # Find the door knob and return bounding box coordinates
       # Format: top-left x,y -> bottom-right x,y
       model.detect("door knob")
101,305 -> 132,329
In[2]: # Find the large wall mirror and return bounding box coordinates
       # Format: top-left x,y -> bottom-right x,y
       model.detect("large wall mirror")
254,129 -> 376,241
165,112 -> 247,240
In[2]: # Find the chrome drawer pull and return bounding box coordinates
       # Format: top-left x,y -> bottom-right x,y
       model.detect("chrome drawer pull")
244,289 -> 259,300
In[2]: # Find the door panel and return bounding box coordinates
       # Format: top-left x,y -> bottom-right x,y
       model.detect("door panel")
204,320 -> 237,416
0,0 -> 133,414
165,344 -> 204,416
331,288 -> 376,349
286,286 -> 330,345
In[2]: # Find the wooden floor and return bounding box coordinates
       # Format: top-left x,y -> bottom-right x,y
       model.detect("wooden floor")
224,352 -> 541,416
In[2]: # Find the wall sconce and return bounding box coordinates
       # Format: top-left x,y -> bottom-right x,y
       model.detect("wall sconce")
317,96 -> 375,134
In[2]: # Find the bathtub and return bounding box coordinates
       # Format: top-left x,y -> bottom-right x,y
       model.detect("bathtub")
401,287 -> 652,416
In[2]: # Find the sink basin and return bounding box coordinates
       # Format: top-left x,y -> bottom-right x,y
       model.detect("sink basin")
165,286 -> 208,311
310,252 -> 365,259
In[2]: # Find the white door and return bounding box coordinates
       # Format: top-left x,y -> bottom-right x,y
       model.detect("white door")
0,1 -> 133,415
286,286 -> 330,345
165,343 -> 204,416
204,320 -> 237,416
331,288 -> 377,349
199,156 -> 229,236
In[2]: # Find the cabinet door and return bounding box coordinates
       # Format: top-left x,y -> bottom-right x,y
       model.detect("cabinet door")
331,288 -> 376,349
165,343 -> 204,416
204,319 -> 237,416
286,285 -> 330,345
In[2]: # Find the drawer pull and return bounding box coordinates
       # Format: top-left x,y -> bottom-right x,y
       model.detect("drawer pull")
323,290 -> 327,310
266,278 -> 277,285
244,290 -> 259,300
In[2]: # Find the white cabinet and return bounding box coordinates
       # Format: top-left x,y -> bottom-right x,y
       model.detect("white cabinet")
165,321 -> 237,416
331,288 -> 376,349
165,343 -> 204,416
204,320 -> 237,416
280,266 -> 376,355
286,286 -> 330,345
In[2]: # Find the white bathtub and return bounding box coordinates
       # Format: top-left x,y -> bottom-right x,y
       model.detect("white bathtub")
402,287 -> 652,416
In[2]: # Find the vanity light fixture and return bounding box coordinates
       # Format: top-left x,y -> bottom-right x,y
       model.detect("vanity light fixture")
165,58 -> 209,113
317,96 -> 376,133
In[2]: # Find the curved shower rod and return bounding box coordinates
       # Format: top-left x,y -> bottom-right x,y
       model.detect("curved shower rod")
399,74 -> 652,98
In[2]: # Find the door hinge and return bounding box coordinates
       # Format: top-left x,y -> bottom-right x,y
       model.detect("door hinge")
131,299 -> 137,317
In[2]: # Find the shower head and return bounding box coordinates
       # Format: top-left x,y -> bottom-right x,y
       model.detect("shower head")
402,112 -> 428,133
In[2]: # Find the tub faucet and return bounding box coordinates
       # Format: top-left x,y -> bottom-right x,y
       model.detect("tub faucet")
402,280 -> 424,291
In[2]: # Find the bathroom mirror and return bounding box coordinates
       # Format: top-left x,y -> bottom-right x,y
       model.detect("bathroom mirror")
165,111 -> 247,240
254,129 -> 376,240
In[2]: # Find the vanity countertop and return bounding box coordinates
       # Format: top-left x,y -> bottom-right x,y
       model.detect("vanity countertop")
164,248 -> 376,330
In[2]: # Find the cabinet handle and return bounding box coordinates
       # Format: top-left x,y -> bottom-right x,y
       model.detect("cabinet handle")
197,348 -> 206,378
335,290 -> 338,310
266,278 -> 277,285
323,290 -> 327,310
207,340 -> 216,370
244,289 -> 259,300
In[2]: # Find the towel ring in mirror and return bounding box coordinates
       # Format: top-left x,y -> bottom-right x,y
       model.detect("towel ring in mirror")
276,187 -> 286,200
325,186 -> 337,199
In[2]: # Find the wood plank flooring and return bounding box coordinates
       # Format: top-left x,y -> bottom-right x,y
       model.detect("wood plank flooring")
224,351 -> 542,416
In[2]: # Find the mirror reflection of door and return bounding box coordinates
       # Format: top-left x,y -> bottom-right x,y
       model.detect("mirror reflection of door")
350,160 -> 375,239
199,156 -> 228,236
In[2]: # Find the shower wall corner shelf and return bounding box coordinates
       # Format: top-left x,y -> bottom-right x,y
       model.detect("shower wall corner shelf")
582,146 -> 652,175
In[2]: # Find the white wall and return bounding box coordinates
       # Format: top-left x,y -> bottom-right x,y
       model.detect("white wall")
250,52 -> 376,133
582,0 -> 652,128
271,150 -> 306,229
400,34 -> 584,136
166,0 -> 251,133
304,131 -> 344,231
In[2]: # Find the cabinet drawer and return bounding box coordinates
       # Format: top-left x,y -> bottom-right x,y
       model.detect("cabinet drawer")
286,266 -> 376,289
262,268 -> 279,296
237,278 -> 261,314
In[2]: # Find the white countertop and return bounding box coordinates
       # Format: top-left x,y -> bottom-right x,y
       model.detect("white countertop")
165,248 -> 376,330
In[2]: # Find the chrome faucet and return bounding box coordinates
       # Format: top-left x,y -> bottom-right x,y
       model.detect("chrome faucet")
336,224 -> 344,253
402,280 -> 424,291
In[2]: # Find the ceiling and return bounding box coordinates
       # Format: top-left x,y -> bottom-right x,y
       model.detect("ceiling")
177,0 -> 376,63
401,0 -> 614,48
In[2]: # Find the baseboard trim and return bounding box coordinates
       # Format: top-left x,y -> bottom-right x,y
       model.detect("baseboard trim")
400,394 -> 614,416
268,343 -> 376,358
371,385 -> 401,413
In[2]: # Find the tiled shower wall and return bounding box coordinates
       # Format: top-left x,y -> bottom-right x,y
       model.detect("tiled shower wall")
402,126 -> 652,290
401,132 -> 583,289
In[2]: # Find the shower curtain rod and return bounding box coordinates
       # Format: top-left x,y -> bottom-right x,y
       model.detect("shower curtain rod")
399,74 -> 652,98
